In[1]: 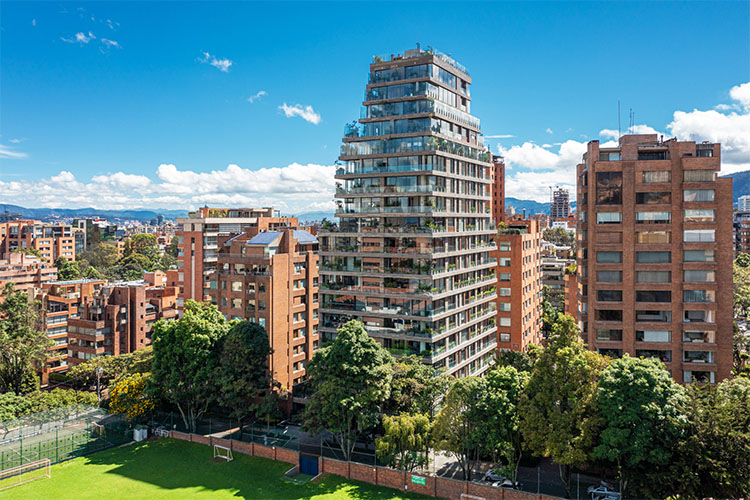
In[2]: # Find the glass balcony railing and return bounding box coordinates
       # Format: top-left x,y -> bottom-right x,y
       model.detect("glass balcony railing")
336,184 -> 446,196
340,136 -> 491,163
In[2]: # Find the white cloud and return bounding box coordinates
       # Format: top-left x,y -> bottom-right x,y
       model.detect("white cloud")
199,51 -> 233,72
279,103 -> 321,125
0,144 -> 28,159
545,128 -> 554,134
0,163 -> 337,213
31,19 -> 36,27
100,38 -> 121,49
729,82 -> 750,111
61,31 -> 95,44
485,134 -> 515,139
247,90 -> 267,103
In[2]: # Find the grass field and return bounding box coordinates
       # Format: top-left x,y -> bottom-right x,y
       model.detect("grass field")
1,438 -> 431,499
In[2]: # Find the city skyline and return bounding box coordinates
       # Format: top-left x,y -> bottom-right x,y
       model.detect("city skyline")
1,1 -> 749,213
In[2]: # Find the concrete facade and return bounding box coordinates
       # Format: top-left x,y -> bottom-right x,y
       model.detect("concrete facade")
0,220 -> 76,263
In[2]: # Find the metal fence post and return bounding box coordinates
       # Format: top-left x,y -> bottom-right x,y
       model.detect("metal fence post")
537,466 -> 540,494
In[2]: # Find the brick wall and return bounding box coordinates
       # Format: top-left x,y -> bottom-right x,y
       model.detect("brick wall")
349,462 -> 377,484
435,477 -> 468,499
232,441 -> 252,456
321,457 -> 349,478
253,444 -> 275,460
276,447 -> 299,465
191,434 -> 210,446
376,467 -> 405,490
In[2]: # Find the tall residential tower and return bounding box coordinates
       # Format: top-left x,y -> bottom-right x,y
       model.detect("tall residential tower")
319,46 -> 497,377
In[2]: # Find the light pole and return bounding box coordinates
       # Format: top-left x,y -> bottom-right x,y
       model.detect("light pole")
96,365 -> 102,402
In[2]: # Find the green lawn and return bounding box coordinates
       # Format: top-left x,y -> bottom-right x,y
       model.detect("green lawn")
1,439 -> 430,499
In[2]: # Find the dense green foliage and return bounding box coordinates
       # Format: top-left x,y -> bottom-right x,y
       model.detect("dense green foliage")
0,388 -> 98,423
77,234 -> 176,281
542,226 -> 575,246
67,346 -> 153,391
384,355 -> 450,417
376,413 -> 431,471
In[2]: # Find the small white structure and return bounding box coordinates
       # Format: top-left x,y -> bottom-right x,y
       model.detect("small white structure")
213,444 -> 233,462
133,427 -> 148,442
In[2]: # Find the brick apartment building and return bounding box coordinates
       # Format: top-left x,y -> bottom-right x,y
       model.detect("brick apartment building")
490,154 -> 505,225
37,278 -> 177,384
175,207 -> 297,306
494,219 -> 543,351
209,227 -> 320,390
576,134 -> 733,383
0,252 -> 57,296
0,220 -> 76,262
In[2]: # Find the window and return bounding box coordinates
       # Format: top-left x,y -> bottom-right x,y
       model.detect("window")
684,170 -> 715,182
636,231 -> 671,244
596,172 -> 622,205
498,242 -> 510,251
684,310 -> 715,323
683,330 -> 715,343
638,150 -> 668,160
598,348 -> 623,358
636,330 -> 671,342
597,212 -> 622,224
498,257 -> 511,266
231,281 -> 242,292
684,290 -> 715,303
636,211 -> 671,224
683,189 -> 714,202
499,317 -> 511,327
231,298 -> 242,309
684,209 -> 715,222
642,171 -> 671,183
637,251 -> 671,263
684,270 -> 715,282
596,309 -> 623,322
258,300 -> 267,311
636,310 -> 671,322
684,249 -> 714,262
684,230 -> 715,242
599,151 -> 621,161
597,290 -> 622,302
636,290 -> 671,302
684,370 -> 715,383
596,232 -> 622,244
498,288 -> 511,296
597,251 -> 622,263
636,192 -> 671,204
636,349 -> 672,362
499,333 -> 511,342
683,351 -> 714,363
498,302 -> 511,311
596,329 -> 622,341
498,272 -> 511,281
636,271 -> 671,283
597,271 -> 622,283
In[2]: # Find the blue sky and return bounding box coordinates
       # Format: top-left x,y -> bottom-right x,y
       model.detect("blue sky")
1,1 -> 748,212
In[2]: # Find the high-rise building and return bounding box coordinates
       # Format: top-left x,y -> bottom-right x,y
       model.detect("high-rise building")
490,154 -> 505,225
576,134 -> 733,383
319,46 -> 498,377
495,219 -> 543,351
550,188 -> 571,221
209,227 -> 320,390
738,195 -> 750,212
175,207 -> 296,307
0,220 -> 76,262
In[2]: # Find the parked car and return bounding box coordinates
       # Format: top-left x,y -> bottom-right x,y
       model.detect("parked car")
483,470 -> 505,482
587,485 -> 621,500
493,479 -> 521,489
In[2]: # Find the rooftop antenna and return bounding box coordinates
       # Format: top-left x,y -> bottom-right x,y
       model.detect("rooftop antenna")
617,100 -> 621,139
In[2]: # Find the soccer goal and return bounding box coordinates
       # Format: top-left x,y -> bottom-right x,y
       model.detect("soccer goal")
0,459 -> 51,491
154,427 -> 170,438
213,444 -> 233,462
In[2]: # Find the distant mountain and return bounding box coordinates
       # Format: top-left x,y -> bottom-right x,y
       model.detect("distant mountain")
0,204 -> 187,221
294,211 -> 335,223
505,197 -> 549,215
722,170 -> 750,201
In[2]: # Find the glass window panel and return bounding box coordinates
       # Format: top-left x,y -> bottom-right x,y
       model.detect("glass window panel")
597,212 -> 623,224
636,310 -> 671,322
684,249 -> 715,262
636,231 -> 671,244
684,270 -> 715,282
683,170 -> 716,182
636,271 -> 671,283
684,209 -> 715,222
595,309 -> 623,322
597,251 -> 622,263
636,290 -> 672,302
597,290 -> 622,302
636,251 -> 671,263
596,329 -> 623,341
636,330 -> 671,342
683,290 -> 715,303
642,171 -> 671,183
636,211 -> 671,224
683,230 -> 715,242
597,271 -> 622,283
596,172 -> 622,205
683,189 -> 715,202
636,192 -> 671,204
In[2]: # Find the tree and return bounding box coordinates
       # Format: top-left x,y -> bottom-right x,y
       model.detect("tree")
432,377 -> 488,481
11,247 -> 43,260
736,252 -> 750,268
384,355 -> 451,417
150,300 -> 233,432
123,234 -> 159,261
1,389 -> 98,430
376,413 -> 432,471
165,238 -> 179,259
54,256 -> 81,280
303,320 -> 392,461
0,284 -> 52,394
109,373 -> 154,422
542,226 -> 575,246
519,314 -> 608,498
484,365 -> 529,483
594,355 -> 686,498
79,242 -> 119,273
669,378 -> 750,499
734,261 -> 750,318
494,349 -> 535,373
217,321 -> 273,420
112,253 -> 152,281
67,346 -> 153,390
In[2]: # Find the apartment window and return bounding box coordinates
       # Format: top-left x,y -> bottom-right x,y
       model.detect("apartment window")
636,271 -> 671,283
221,281 -> 227,290
597,212 -> 622,224
642,171 -> 671,183
498,302 -> 511,311
247,283 -> 256,294
596,232 -> 622,244
636,192 -> 671,204
498,242 -> 511,251
231,281 -> 242,292
596,328 -> 623,341
498,272 -> 511,281
597,290 -> 622,302
636,349 -> 672,362
231,298 -> 242,309
294,263 -> 306,274
683,350 -> 714,363
498,288 -> 511,297
636,310 -> 672,322
636,231 -> 671,244
684,310 -> 715,323
636,330 -> 671,342
636,290 -> 671,302
596,251 -> 622,264
684,170 -> 716,182
684,209 -> 715,223
598,151 -> 621,161
595,309 -> 623,322
596,172 -> 623,205
684,230 -> 715,242
684,370 -> 715,384
258,283 -> 266,293
636,251 -> 671,263
684,290 -> 715,303
499,317 -> 511,327
221,297 -> 228,307
499,257 -> 511,266
258,300 -> 267,311
683,330 -> 715,343
684,270 -> 715,283
598,348 -> 623,358
636,211 -> 671,224
684,249 -> 714,262
597,271 -> 622,283
683,189 -> 715,202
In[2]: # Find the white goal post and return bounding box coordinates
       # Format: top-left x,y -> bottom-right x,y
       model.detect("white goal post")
459,495 -> 486,500
0,459 -> 51,491
154,427 -> 170,438
213,444 -> 233,462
